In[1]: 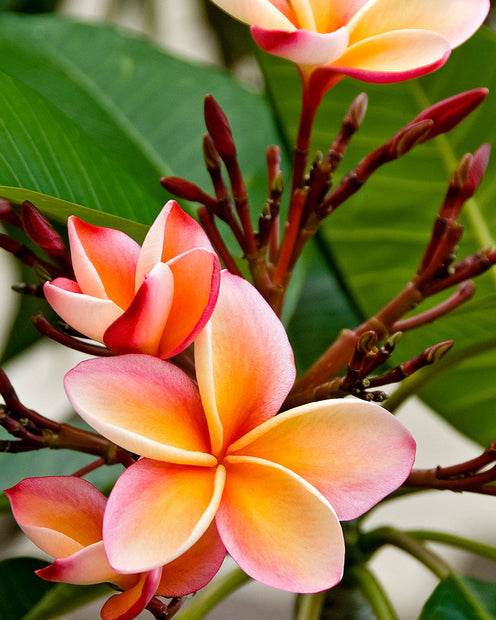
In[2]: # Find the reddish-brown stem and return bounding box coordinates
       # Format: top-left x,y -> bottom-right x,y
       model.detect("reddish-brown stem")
392,282 -> 475,332
265,146 -> 282,261
33,314 -> 115,357
0,233 -> 58,276
198,207 -> 242,276
147,597 -> 182,619
290,83 -> 319,196
273,189 -> 307,286
72,457 -> 105,478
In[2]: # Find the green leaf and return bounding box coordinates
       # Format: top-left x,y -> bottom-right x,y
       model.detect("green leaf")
259,28 -> 496,444
0,556 -> 110,620
0,14 -> 282,220
420,575 -> 496,620
0,558 -> 52,619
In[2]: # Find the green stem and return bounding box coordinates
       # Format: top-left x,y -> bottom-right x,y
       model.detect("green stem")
408,530 -> 496,562
295,593 -> 326,620
349,566 -> 398,620
175,568 -> 251,620
361,527 -> 451,580
385,336 -> 496,413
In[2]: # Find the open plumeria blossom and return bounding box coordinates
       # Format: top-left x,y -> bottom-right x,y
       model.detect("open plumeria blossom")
65,271 -> 416,593
44,200 -> 220,359
5,477 -> 225,620
211,0 -> 489,97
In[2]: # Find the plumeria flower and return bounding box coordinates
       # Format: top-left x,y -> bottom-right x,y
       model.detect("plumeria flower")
44,200 -> 220,359
5,477 -> 225,620
65,271 -> 416,593
210,0 -> 489,98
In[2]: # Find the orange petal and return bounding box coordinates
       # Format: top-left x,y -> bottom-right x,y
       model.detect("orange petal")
157,522 -> 225,597
65,355 -> 214,466
229,400 -> 416,521
104,263 -> 174,356
217,456 -> 344,593
104,461 -> 225,574
195,271 -> 295,455
44,279 -> 122,343
135,201 -> 213,288
309,0 -> 368,30
68,216 -> 139,308
329,29 -> 450,83
5,477 -> 106,558
101,569 -> 162,620
159,249 -> 220,359
37,541 -> 119,586
348,0 -> 489,48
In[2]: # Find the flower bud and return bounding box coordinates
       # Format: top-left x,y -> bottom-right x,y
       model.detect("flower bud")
21,201 -> 66,258
389,120 -> 434,158
204,95 -> 237,160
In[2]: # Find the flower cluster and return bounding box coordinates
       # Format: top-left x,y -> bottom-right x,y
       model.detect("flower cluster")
6,203 -> 415,619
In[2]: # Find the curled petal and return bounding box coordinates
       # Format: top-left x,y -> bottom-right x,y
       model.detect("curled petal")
65,355 -> 214,466
348,0 -> 490,48
329,29 -> 451,83
195,271 -> 296,455
44,279 -> 122,343
135,201 -> 213,288
104,263 -> 174,356
5,477 -> 106,558
251,25 -> 349,65
37,541 -> 119,586
209,0 -> 295,31
68,216 -> 139,308
229,399 -> 416,521
101,569 -> 162,620
157,523 -> 226,597
159,248 -> 221,359
104,460 -> 225,574
217,456 -> 344,593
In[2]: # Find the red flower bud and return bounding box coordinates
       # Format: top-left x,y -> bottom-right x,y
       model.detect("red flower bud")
21,201 -> 66,258
204,95 -> 237,160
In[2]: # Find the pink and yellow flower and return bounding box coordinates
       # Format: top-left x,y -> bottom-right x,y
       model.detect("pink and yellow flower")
211,0 -> 488,86
65,271 -> 416,593
5,476 -> 225,620
44,201 -> 220,359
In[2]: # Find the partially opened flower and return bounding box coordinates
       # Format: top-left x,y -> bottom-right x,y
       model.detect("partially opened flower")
44,200 -> 220,359
65,271 -> 416,593
211,0 -> 488,98
5,477 -> 225,620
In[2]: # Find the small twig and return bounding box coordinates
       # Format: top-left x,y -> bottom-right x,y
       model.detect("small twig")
147,597 -> 183,619
198,207 -> 242,276
33,314 -> 115,357
72,457 -> 106,478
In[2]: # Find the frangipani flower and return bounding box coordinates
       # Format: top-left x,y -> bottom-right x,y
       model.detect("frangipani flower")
44,201 -> 220,359
211,0 -> 489,93
65,271 -> 416,593
5,477 -> 225,620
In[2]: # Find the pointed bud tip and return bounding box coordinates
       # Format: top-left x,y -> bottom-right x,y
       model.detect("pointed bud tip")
204,95 -> 236,159
349,93 -> 368,128
427,340 -> 454,363
21,201 -> 66,256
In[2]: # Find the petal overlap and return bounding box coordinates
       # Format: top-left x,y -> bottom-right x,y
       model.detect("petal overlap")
229,400 -> 416,520
101,569 -> 162,620
104,460 -> 225,574
216,456 -> 345,593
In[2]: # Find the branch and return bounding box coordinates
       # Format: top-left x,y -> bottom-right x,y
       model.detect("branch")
147,597 -> 183,619
33,314 -> 115,357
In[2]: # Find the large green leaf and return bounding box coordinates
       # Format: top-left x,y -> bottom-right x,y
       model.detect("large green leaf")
259,29 -> 496,444
420,575 -> 496,619
0,557 -> 109,620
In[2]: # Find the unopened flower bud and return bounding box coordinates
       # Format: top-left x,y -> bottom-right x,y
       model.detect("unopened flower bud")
21,202 -> 66,258
411,88 -> 489,143
204,95 -> 237,160
390,120 -> 434,158
203,134 -> 222,170
0,199 -> 21,227
347,93 -> 369,129
161,177 -> 214,206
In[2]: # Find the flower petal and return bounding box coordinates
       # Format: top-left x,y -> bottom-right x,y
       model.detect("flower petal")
329,29 -> 451,83
217,456 -> 344,593
348,0 -> 489,48
251,25 -> 349,65
104,460 -> 225,574
101,569 -> 162,620
104,263 -> 174,356
157,523 -> 226,597
159,249 -> 221,359
135,201 -> 213,288
65,355 -> 214,466
229,399 -> 416,521
5,477 -> 106,558
209,0 -> 296,30
68,216 -> 139,308
309,0 -> 369,30
44,279 -> 122,343
37,541 -> 119,586
195,271 -> 296,455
